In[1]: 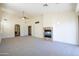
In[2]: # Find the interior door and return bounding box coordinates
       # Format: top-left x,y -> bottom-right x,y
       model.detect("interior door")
28,26 -> 32,36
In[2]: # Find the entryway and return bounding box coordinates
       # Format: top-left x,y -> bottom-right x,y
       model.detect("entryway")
15,24 -> 20,37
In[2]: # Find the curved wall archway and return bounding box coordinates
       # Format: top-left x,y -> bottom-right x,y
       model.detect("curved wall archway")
15,24 -> 20,37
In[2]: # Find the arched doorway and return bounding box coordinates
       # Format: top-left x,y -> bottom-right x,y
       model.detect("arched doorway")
15,24 -> 20,37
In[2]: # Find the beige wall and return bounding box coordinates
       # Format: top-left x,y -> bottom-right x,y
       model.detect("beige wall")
43,11 -> 78,44
26,16 -> 43,38
33,16 -> 43,38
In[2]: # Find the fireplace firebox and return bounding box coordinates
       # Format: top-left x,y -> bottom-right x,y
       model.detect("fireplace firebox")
44,30 -> 51,38
44,27 -> 53,41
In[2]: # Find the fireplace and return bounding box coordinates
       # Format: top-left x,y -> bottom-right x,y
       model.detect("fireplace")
44,27 -> 53,41
44,30 -> 51,38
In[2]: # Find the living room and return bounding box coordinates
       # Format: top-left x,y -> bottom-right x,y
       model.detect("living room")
0,3 -> 79,56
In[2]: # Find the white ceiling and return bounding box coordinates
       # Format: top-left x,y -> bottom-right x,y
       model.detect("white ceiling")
0,3 -> 76,18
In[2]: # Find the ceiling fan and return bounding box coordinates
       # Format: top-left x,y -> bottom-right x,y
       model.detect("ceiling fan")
21,11 -> 29,19
21,11 -> 29,23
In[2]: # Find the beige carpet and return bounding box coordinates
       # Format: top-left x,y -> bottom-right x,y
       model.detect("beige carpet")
0,36 -> 79,56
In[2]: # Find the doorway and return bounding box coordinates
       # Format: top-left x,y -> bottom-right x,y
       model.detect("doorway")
28,26 -> 32,36
15,24 -> 20,37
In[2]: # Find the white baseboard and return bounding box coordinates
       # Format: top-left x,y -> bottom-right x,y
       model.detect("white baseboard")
53,40 -> 78,46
